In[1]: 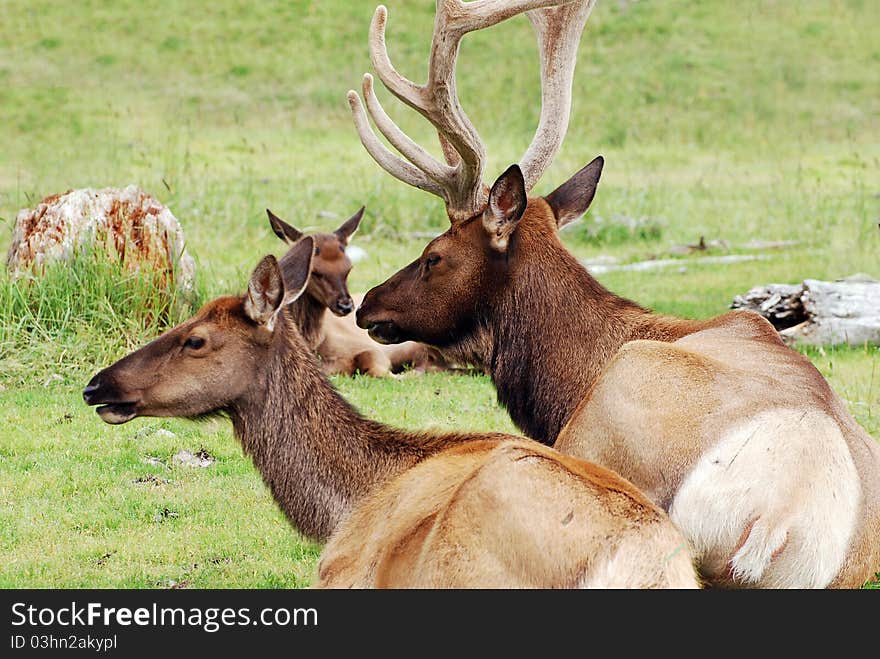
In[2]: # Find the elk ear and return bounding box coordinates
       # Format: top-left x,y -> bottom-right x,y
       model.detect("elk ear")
244,254 -> 285,326
278,235 -> 315,307
544,156 -> 604,229
334,206 -> 365,244
483,164 -> 527,251
267,208 -> 304,245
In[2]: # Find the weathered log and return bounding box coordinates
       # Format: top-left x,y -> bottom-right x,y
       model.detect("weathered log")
731,275 -> 880,346
730,283 -> 806,330
5,186 -> 195,295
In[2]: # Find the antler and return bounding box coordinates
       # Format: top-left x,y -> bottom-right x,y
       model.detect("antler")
347,0 -> 596,223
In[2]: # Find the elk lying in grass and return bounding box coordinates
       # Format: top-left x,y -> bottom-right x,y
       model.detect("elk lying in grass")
82,238 -> 699,588
348,0 -> 880,587
267,207 -> 450,377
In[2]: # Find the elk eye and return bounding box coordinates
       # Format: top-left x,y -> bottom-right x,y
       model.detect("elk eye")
425,254 -> 441,268
184,336 -> 206,350
312,271 -> 323,280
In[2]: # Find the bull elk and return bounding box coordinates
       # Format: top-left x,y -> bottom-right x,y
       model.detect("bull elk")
267,207 -> 451,377
82,237 -> 699,588
347,0 -> 880,587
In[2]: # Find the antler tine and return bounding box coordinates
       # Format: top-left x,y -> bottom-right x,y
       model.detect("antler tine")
366,3 -> 486,221
367,6 -> 425,113
360,74 -> 455,190
519,0 -> 598,192
350,1 -> 588,221
347,89 -> 447,199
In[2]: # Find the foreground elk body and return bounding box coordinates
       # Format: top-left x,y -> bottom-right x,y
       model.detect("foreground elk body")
347,1 -> 880,587
268,208 -> 451,377
82,238 -> 698,588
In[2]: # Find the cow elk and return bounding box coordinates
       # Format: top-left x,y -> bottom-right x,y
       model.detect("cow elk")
82,238 -> 700,589
267,207 -> 451,377
348,0 -> 880,587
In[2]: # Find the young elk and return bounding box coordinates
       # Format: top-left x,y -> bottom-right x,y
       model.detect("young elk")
267,207 -> 450,377
82,237 -> 699,589
347,0 -> 880,588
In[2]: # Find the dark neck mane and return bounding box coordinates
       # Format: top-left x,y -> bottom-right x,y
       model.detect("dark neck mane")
287,293 -> 326,350
228,313 -> 486,542
487,222 -> 700,445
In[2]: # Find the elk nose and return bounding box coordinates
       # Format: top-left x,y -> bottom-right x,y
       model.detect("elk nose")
82,375 -> 104,404
335,297 -> 354,315
355,301 -> 370,328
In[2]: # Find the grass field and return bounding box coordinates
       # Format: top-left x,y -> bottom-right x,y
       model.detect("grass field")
1,0 -> 878,588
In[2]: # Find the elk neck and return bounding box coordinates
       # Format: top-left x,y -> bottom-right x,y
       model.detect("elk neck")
487,215 -> 703,446
227,310 -> 480,542
286,291 -> 326,350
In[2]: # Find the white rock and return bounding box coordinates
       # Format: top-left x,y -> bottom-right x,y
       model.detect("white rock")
172,449 -> 214,468
5,185 -> 195,294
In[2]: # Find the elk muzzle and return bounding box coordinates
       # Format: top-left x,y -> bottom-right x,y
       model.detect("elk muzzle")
83,370 -> 139,424
331,295 -> 354,316
355,289 -> 404,344
364,320 -> 402,345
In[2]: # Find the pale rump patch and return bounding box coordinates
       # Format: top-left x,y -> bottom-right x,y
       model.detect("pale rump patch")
669,408 -> 860,588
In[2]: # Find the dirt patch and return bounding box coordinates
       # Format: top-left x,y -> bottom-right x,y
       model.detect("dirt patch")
133,474 -> 173,487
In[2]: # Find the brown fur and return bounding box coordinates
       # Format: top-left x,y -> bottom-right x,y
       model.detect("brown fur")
356,165 -> 697,443
317,294 -> 457,377
83,242 -> 699,589
355,159 -> 880,588
271,208 -> 455,377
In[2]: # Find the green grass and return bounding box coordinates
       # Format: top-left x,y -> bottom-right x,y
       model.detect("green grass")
0,251 -> 205,386
1,0 -> 878,588
0,373 -> 515,588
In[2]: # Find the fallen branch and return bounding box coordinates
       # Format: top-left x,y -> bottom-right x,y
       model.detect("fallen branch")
731,275 -> 880,346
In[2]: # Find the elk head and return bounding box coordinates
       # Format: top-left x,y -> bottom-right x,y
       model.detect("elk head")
267,206 -> 364,316
357,158 -> 603,347
347,1 -> 601,350
82,238 -> 315,424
